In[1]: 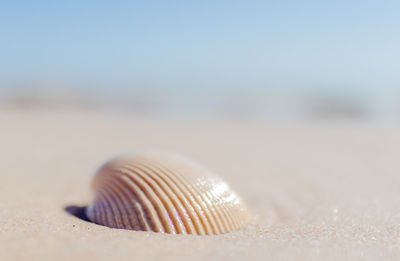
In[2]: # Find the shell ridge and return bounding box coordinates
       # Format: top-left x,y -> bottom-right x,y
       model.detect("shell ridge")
203,182 -> 239,231
206,178 -> 250,230
91,195 -> 106,226
168,161 -> 239,232
207,189 -> 237,231
144,160 -> 219,235
119,172 -> 161,232
86,196 -> 101,226
200,177 -> 243,231
101,176 -> 134,229
89,170 -> 117,227
166,160 -> 239,233
108,173 -> 150,230
135,160 -> 208,234
95,191 -> 117,228
119,167 -> 169,233
123,165 -> 178,234
153,159 -> 227,233
137,158 -> 213,235
94,169 -> 149,230
165,164 -> 228,234
129,162 -> 191,234
100,183 -> 127,228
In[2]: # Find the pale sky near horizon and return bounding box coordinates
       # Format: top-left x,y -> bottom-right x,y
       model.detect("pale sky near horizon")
1,1 -> 399,96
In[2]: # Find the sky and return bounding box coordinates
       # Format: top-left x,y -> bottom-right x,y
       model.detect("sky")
1,0 -> 399,97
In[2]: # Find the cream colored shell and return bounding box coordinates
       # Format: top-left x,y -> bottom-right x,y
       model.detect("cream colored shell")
85,152 -> 250,235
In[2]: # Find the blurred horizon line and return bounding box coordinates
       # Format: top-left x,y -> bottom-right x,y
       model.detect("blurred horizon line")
1,85 -> 399,124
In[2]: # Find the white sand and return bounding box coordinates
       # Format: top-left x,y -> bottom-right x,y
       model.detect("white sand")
1,108 -> 400,260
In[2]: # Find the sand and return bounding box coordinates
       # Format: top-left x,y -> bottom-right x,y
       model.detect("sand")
1,108 -> 400,260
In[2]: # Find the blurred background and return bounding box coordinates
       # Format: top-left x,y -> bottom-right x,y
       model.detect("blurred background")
1,0 -> 399,123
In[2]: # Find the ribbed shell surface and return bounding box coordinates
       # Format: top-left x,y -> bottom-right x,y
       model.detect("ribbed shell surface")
85,152 -> 250,235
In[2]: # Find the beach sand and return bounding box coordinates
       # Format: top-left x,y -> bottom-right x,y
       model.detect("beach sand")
1,108 -> 400,260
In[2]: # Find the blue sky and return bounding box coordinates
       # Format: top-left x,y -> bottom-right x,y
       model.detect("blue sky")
1,1 -> 399,96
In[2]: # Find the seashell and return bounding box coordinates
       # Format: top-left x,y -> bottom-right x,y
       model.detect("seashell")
85,151 -> 250,235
